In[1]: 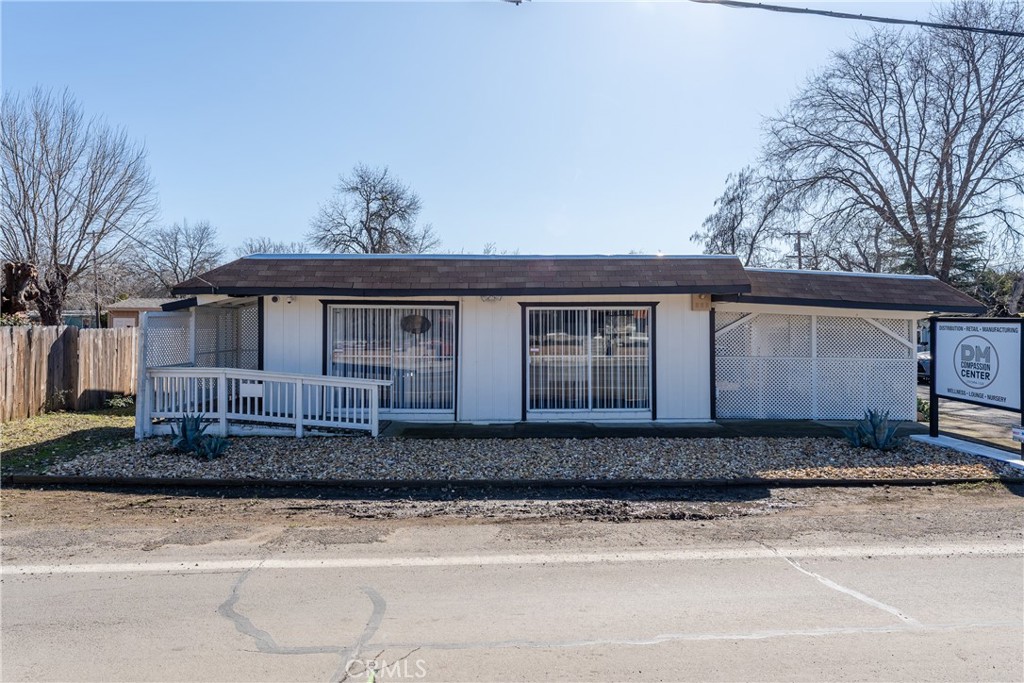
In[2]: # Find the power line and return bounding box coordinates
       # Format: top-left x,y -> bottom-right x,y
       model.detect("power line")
687,0 -> 1024,38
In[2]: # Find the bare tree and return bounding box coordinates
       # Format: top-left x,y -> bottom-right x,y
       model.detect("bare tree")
765,0 -> 1024,282
0,88 -> 158,324
308,164 -> 440,254
690,167 -> 791,266
481,242 -> 519,255
138,220 -> 225,294
234,236 -> 307,258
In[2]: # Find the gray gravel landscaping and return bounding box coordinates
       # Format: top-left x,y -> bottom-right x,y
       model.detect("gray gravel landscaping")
45,435 -> 1021,481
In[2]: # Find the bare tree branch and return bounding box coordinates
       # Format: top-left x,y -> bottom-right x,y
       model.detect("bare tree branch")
307,164 -> 440,254
136,219 -> 225,295
0,88 -> 157,323
763,0 -> 1023,282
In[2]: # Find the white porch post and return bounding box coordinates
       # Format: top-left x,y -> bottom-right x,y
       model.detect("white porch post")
188,308 -> 196,366
295,379 -> 304,437
217,370 -> 228,436
370,386 -> 380,437
134,312 -> 149,439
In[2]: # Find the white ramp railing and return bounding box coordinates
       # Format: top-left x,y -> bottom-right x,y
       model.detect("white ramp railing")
138,367 -> 391,438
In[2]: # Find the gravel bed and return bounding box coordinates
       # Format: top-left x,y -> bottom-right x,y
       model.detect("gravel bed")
44,436 -> 1021,481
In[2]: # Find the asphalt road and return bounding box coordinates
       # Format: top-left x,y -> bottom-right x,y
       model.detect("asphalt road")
2,486 -> 1022,682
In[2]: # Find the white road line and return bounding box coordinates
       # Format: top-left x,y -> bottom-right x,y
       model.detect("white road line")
369,621 -> 1023,652
2,542 -> 1020,576
778,555 -> 923,627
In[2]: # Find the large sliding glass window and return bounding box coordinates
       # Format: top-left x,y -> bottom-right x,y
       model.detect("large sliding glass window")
327,304 -> 456,412
526,306 -> 651,413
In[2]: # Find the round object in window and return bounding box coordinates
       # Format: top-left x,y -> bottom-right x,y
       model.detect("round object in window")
400,314 -> 432,335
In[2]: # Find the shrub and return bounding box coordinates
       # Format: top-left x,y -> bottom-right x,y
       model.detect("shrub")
916,397 -> 930,415
0,312 -> 30,326
842,409 -> 901,451
105,394 -> 135,409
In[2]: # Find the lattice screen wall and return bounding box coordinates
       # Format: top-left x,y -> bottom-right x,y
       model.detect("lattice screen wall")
144,312 -> 192,368
715,311 -> 916,420
145,304 -> 259,370
194,304 -> 259,370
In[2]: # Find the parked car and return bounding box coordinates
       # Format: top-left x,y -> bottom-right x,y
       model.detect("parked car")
917,350 -> 931,384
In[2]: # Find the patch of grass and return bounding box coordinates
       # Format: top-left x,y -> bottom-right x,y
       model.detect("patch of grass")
0,407 -> 136,475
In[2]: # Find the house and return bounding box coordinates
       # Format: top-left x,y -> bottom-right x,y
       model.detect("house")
135,254 -> 984,437
106,298 -> 179,328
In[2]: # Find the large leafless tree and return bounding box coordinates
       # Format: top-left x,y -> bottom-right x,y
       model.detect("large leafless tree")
764,0 -> 1024,281
308,164 -> 439,254
234,236 -> 307,258
137,219 -> 225,294
0,88 -> 158,324
690,167 -> 792,266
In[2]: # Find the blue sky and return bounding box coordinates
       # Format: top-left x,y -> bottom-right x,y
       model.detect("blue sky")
2,1 -> 938,256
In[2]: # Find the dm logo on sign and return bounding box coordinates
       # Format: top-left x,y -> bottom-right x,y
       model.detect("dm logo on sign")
954,335 -> 1000,389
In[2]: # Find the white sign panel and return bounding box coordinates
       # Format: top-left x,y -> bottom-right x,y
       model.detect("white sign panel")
934,320 -> 1021,411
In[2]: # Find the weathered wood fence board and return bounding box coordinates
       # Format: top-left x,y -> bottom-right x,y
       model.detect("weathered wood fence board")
0,326 -> 138,422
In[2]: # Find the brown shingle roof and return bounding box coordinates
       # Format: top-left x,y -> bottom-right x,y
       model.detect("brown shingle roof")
717,269 -> 985,313
171,255 -> 752,296
106,297 -> 179,311
171,255 -> 986,313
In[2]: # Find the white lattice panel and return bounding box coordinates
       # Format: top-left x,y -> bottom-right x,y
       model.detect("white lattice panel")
815,359 -> 868,418
145,313 -> 191,367
715,358 -> 761,418
715,312 -> 745,331
716,310 -> 916,420
761,358 -> 813,418
871,317 -> 913,340
817,316 -> 911,360
865,360 -> 916,420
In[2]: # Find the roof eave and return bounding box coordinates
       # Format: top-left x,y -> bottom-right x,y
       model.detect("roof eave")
712,294 -> 986,314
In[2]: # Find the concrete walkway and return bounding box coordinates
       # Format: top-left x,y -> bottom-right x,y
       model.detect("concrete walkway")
918,386 -> 1022,452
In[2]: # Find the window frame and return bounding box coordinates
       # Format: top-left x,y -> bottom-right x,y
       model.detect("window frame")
321,300 -> 459,416
520,302 -> 658,420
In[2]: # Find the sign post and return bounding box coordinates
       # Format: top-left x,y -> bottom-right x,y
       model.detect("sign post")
930,317 -> 1023,455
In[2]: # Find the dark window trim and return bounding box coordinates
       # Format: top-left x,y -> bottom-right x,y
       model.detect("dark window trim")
257,297 -> 265,371
709,307 -> 716,420
519,302 -> 659,421
320,299 -> 460,416
712,294 -> 985,314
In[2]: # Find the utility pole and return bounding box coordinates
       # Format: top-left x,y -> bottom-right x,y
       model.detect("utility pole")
88,230 -> 101,328
784,231 -> 811,270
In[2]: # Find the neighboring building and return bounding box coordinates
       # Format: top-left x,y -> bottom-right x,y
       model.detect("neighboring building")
106,298 -> 178,328
24,309 -> 99,328
142,254 -> 982,427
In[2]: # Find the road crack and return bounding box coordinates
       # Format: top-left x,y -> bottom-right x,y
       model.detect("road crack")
758,541 -> 923,627
217,568 -> 389,681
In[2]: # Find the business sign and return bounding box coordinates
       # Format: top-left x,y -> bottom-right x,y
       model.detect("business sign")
933,319 -> 1021,412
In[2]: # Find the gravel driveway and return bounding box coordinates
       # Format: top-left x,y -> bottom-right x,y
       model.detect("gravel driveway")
46,435 -> 1020,481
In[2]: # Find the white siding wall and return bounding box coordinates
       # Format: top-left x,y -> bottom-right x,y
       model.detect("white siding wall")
261,293 -> 713,422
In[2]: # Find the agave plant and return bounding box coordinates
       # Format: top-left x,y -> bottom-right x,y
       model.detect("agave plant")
842,409 -> 901,451
170,413 -> 209,453
196,435 -> 231,460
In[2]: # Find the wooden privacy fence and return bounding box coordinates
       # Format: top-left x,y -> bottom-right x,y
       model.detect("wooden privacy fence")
0,326 -> 139,422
